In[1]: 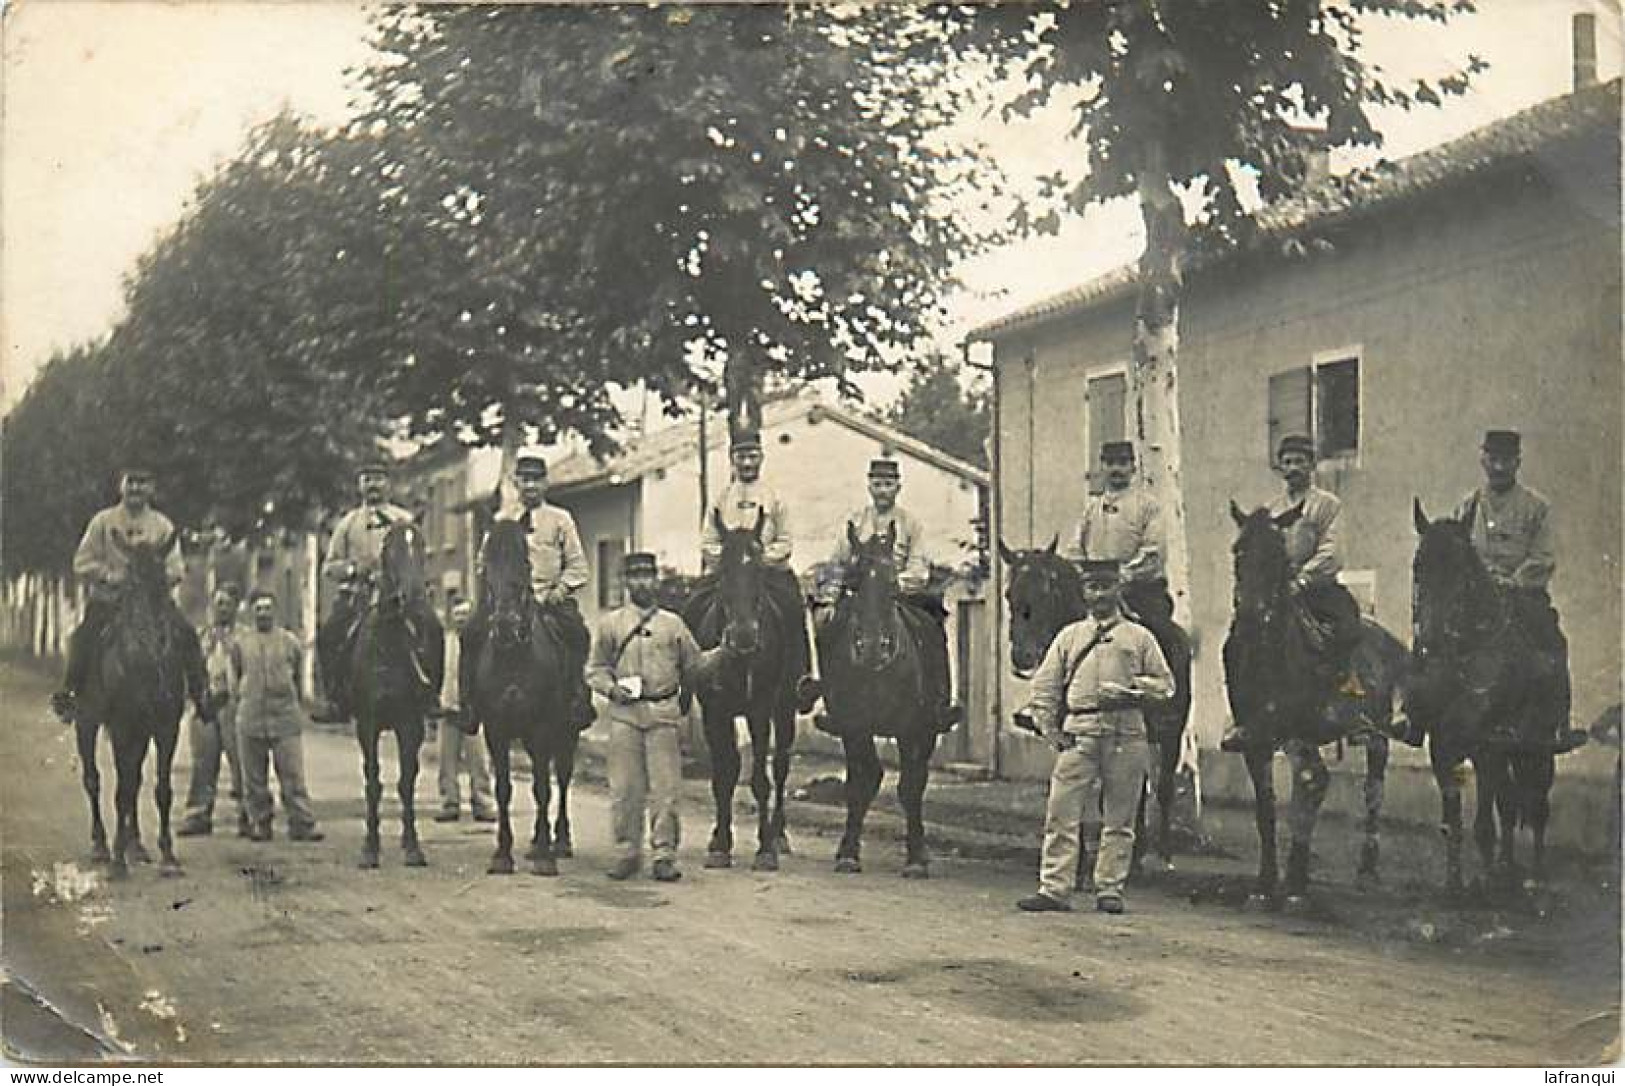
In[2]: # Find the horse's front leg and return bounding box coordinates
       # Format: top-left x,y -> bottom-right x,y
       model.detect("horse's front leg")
1517,752 -> 1555,887
1283,739 -> 1330,908
770,703 -> 796,855
396,719 -> 427,866
1356,734 -> 1389,888
553,733 -> 577,858
702,704 -> 740,868
835,732 -> 883,873
110,732 -> 146,880
76,721 -> 109,863
746,712 -> 778,871
154,719 -> 183,877
1472,750 -> 1510,889
525,736 -> 557,876
898,733 -> 937,878
357,724 -> 383,868
485,729 -> 516,875
1432,741 -> 1467,897
1154,733 -> 1182,867
1242,745 -> 1278,907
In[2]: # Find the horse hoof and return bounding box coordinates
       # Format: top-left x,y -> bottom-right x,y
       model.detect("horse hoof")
159,862 -> 185,879
555,842 -> 574,859
901,862 -> 930,880
531,857 -> 559,877
834,856 -> 862,875
751,851 -> 779,873
1283,893 -> 1311,915
403,847 -> 428,868
358,848 -> 381,870
89,843 -> 111,865
704,851 -> 733,869
127,841 -> 152,865
523,844 -> 540,863
488,854 -> 515,876
1243,891 -> 1274,912
775,833 -> 792,856
109,860 -> 130,881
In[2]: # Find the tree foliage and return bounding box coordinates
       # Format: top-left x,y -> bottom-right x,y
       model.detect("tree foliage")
886,363 -> 990,470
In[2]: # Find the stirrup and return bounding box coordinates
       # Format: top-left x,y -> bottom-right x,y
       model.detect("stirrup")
50,690 -> 78,725
1337,673 -> 1366,698
1219,727 -> 1254,754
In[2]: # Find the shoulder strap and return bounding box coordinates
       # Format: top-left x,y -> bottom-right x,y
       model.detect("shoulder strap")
1059,620 -> 1116,698
612,610 -> 660,668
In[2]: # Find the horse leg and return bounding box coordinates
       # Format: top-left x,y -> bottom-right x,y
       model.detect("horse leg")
1432,743 -> 1467,898
397,721 -> 427,866
898,733 -> 937,878
76,722 -> 109,863
552,735 -> 577,859
703,708 -> 740,868
1356,734 -> 1389,888
747,713 -> 778,871
1517,751 -> 1555,889
154,721 -> 182,877
770,706 -> 795,855
486,732 -> 515,875
1283,740 -> 1329,909
109,731 -> 145,880
835,733 -> 883,873
1156,734 -> 1181,865
1243,746 -> 1278,908
526,737 -> 558,877
358,725 -> 383,868
1471,751 -> 1507,890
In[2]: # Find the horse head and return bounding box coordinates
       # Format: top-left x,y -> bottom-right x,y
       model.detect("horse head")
1229,501 -> 1293,621
1411,497 -> 1495,659
376,520 -> 428,615
847,522 -> 903,672
1000,534 -> 1082,678
714,507 -> 766,655
108,527 -> 178,606
481,519 -> 535,643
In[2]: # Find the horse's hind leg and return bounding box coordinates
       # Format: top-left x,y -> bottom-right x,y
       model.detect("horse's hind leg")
526,738 -> 557,876
1243,746 -> 1278,907
835,733 -> 883,873
552,735 -> 577,858
486,732 -> 516,875
898,733 -> 936,878
76,722 -> 109,863
1356,734 -> 1389,888
154,721 -> 183,877
1283,740 -> 1329,907
770,706 -> 795,855
746,713 -> 778,871
1517,751 -> 1555,887
396,721 -> 427,867
358,726 -> 383,868
702,708 -> 740,868
1471,751 -> 1508,889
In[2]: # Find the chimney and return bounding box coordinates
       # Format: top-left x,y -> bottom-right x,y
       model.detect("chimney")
1574,12 -> 1598,90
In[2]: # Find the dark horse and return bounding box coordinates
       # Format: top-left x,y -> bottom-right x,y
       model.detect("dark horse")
468,519 -> 577,876
1224,503 -> 1408,906
345,521 -> 443,869
1411,499 -> 1559,893
682,509 -> 798,872
84,530 -> 208,878
820,523 -> 939,877
1000,537 -> 1193,871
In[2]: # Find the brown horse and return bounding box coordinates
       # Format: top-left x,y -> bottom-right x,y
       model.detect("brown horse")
1411,499 -> 1560,893
1224,503 -> 1408,908
347,521 -> 443,869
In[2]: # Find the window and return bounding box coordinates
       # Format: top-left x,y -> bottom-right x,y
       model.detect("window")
1266,351 -> 1360,462
597,538 -> 626,610
1084,369 -> 1128,494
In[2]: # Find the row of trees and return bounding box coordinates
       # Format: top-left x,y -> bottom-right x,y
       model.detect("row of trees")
4,2 -> 1478,582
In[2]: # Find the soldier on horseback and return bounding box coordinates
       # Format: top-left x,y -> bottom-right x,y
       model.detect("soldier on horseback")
1432,429 -> 1585,754
1221,434 -> 1363,752
815,457 -> 960,736
318,459 -> 416,719
50,464 -> 210,727
695,432 -> 818,714
454,447 -> 596,731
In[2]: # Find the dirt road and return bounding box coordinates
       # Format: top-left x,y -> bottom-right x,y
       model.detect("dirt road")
2,661 -> 1616,1065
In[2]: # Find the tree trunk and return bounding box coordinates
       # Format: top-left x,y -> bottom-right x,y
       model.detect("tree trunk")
301,529 -> 321,699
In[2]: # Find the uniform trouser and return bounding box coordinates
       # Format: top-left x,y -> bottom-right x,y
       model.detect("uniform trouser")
183,703 -> 243,825
318,592 -> 361,709
438,722 -> 494,812
1121,578 -> 1175,629
900,593 -> 952,714
461,597 -> 592,721
1039,733 -> 1150,902
1300,581 -> 1363,674
608,721 -> 681,864
239,732 -> 318,830
1509,589 -> 1571,734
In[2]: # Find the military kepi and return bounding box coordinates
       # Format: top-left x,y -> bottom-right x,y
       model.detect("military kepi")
622,551 -> 658,576
122,463 -> 155,481
1101,440 -> 1135,462
730,432 -> 763,453
514,446 -> 548,476
1482,429 -> 1521,456
1277,433 -> 1315,458
1078,558 -> 1121,580
356,458 -> 390,477
868,458 -> 901,479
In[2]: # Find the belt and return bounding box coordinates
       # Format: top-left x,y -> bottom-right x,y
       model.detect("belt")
633,689 -> 679,704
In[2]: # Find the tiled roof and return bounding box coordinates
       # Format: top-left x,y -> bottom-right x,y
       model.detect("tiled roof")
971,78 -> 1621,342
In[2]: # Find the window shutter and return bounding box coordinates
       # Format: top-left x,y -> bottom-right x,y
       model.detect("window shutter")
1267,366 -> 1312,462
1085,371 -> 1128,494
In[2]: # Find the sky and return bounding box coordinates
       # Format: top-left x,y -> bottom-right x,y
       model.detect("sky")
2,0 -> 1620,414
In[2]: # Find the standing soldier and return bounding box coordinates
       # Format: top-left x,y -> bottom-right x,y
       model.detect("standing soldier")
1450,430 -> 1587,753
178,584 -> 249,837
435,598 -> 497,822
232,590 -> 324,842
50,464 -> 210,727
1016,559 -> 1174,915
318,460 -> 415,719
1221,433 -> 1363,752
815,458 -> 959,735
697,433 -> 818,713
455,448 -> 595,730
587,552 -> 733,882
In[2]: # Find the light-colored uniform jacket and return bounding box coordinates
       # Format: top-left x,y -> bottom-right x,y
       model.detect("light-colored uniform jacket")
74,504 -> 185,600
1455,483 -> 1555,590
586,605 -> 724,729
830,504 -> 930,594
1027,614 -> 1174,739
1067,486 -> 1164,582
322,502 -> 415,582
1267,486 -> 1343,588
701,480 -> 793,572
480,502 -> 590,602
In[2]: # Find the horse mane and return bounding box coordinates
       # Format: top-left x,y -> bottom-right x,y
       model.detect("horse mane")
480,519 -> 534,613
